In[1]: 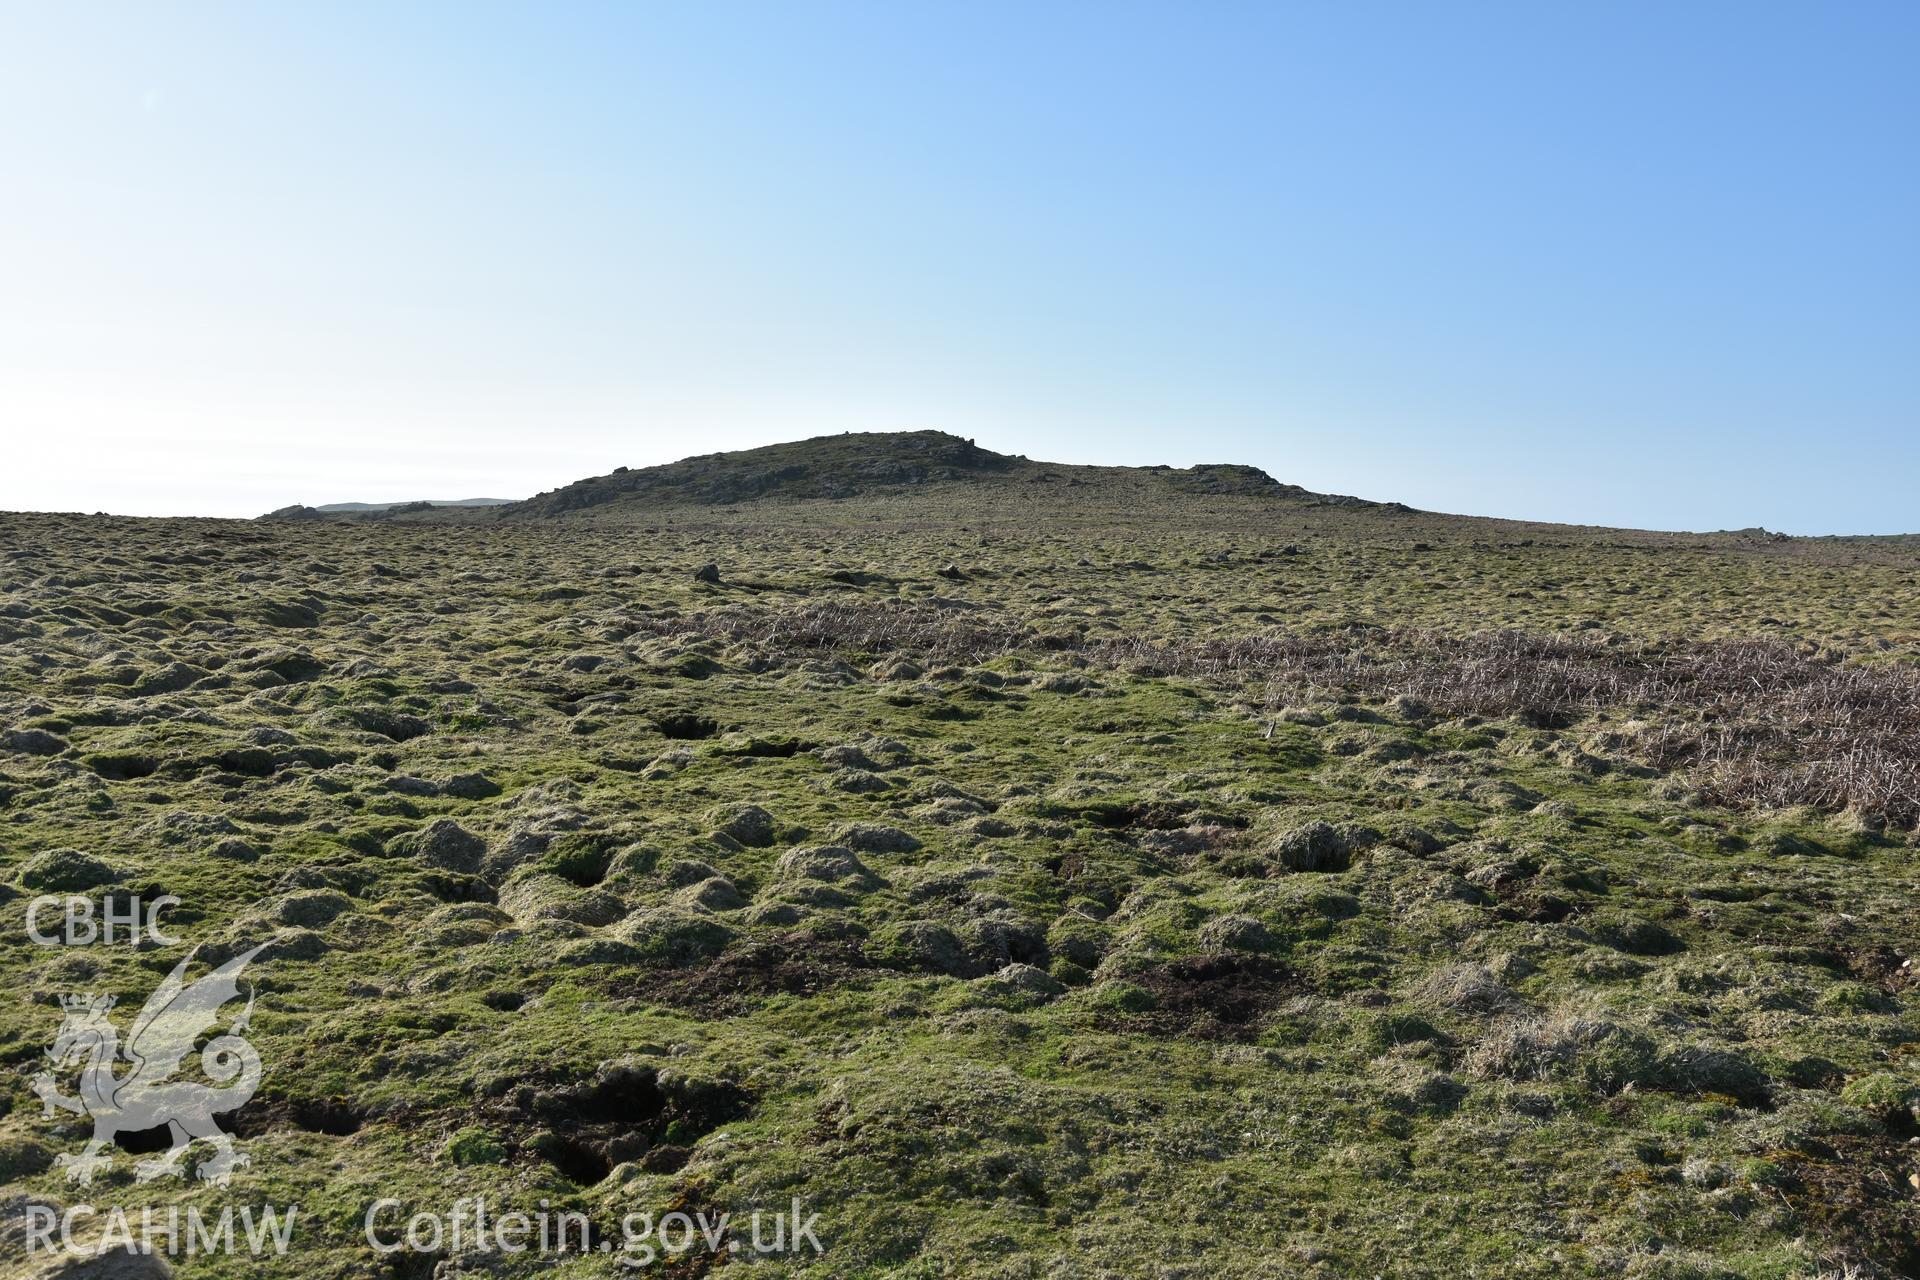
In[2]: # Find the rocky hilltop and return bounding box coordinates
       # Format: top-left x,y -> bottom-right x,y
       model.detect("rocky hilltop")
497,430 -> 1396,519
262,431 -> 1396,523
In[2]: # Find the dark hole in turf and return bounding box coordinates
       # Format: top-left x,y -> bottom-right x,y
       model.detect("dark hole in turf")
572,1071 -> 667,1126
1079,802 -> 1192,831
724,737 -> 806,757
225,1096 -> 365,1138
114,1123 -> 174,1154
653,714 -> 718,740
545,839 -> 613,888
543,1135 -> 613,1186
289,1098 -> 365,1135
381,1248 -> 444,1279
88,752 -> 159,781
641,1143 -> 692,1173
215,748 -> 277,777
511,1063 -> 750,1186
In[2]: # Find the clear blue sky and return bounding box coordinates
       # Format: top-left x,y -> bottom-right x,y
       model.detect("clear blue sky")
2,2 -> 1914,531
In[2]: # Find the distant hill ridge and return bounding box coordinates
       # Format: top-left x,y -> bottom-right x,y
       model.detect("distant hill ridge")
483,430 -> 1392,520
316,498 -> 514,512
261,497 -> 515,522
257,431 -> 1398,522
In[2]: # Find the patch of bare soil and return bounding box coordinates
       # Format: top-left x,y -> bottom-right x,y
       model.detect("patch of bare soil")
644,935 -> 878,1014
1846,943 -> 1916,996
1104,955 -> 1296,1042
1780,1135 -> 1920,1278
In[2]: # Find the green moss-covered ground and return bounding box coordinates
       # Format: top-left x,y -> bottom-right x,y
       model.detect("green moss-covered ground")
2,492 -> 1917,1278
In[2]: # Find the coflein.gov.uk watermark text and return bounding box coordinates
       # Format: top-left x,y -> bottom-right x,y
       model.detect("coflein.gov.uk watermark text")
27,1198 -> 824,1265
365,1197 -> 824,1265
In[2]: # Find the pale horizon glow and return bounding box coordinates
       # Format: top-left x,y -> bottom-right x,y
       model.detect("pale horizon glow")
1,3 -> 1914,532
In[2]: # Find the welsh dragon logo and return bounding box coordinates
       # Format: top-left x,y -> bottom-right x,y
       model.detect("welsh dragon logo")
31,945 -> 266,1187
